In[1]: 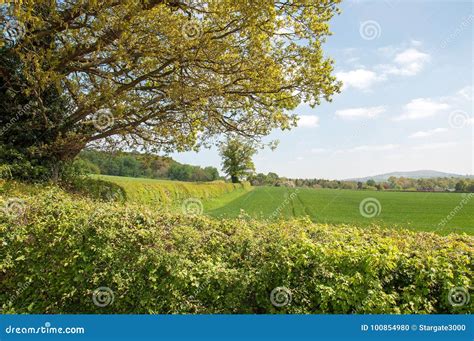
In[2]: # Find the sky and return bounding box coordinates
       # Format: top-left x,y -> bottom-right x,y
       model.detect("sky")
172,0 -> 473,180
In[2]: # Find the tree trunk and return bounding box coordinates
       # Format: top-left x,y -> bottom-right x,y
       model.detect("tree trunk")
231,175 -> 239,183
51,163 -> 60,183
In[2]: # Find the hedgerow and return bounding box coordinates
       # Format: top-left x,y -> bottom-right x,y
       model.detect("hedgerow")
92,175 -> 251,206
1,188 -> 472,314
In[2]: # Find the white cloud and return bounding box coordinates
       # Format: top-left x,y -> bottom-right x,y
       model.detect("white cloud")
310,148 -> 327,153
457,86 -> 473,101
338,45 -> 431,91
409,128 -> 448,138
335,69 -> 382,91
395,98 -> 450,120
412,142 -> 458,150
392,48 -> 431,76
349,144 -> 399,152
297,115 -> 320,128
377,48 -> 430,77
335,106 -> 386,120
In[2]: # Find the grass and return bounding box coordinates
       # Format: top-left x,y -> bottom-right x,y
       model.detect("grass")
2,186 -> 472,313
92,174 -> 251,207
206,187 -> 474,235
84,176 -> 474,234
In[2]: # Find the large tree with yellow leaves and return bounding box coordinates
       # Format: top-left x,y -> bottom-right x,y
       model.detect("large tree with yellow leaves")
0,0 -> 341,180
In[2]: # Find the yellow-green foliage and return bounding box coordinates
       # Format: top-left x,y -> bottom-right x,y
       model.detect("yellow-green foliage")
1,187 -> 472,314
93,175 -> 251,207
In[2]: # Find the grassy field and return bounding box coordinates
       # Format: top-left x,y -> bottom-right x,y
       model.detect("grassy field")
1,179 -> 473,313
2,186 -> 472,314
92,174 -> 251,206
89,176 -> 473,234
207,187 -> 474,235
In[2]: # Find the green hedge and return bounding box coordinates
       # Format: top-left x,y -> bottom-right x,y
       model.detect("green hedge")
1,188 -> 472,314
92,174 -> 251,206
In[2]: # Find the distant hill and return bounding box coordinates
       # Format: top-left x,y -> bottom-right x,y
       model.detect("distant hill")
346,170 -> 474,182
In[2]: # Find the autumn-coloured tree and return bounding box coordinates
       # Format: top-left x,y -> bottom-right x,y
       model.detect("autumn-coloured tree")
0,0 -> 341,179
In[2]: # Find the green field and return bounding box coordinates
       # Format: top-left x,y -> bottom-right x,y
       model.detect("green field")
93,174 -> 251,206
88,176 -> 474,234
206,187 -> 474,235
2,178 -> 473,313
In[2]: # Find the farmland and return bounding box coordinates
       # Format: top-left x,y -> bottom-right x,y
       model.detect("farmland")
95,175 -> 474,235
92,174 -> 251,206
1,183 -> 472,314
207,187 -> 474,235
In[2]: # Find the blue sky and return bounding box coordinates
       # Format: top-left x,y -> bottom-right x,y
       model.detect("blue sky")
172,0 -> 473,180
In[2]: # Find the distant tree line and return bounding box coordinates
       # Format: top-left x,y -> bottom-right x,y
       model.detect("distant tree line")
75,150 -> 220,182
247,172 -> 474,193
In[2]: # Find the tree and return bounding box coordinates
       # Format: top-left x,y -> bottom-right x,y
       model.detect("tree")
455,180 -> 467,192
0,0 -> 341,180
366,179 -> 376,187
220,138 -> 256,183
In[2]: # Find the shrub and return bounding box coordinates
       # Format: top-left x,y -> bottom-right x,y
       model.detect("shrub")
101,176 -> 250,207
1,188 -> 472,314
64,177 -> 127,202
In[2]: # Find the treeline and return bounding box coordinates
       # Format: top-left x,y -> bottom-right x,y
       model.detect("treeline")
75,150 -> 220,182
248,172 -> 474,192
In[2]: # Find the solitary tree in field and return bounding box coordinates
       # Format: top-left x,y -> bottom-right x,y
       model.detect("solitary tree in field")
0,0 -> 341,180
220,138 -> 256,183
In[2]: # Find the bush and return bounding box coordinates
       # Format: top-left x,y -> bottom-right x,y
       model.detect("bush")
102,176 -> 250,206
63,177 -> 127,202
1,188 -> 472,314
